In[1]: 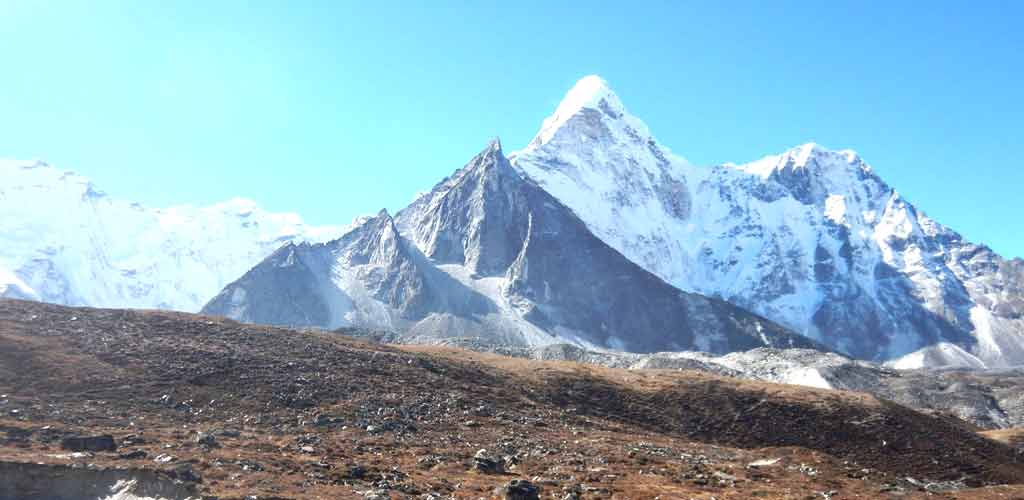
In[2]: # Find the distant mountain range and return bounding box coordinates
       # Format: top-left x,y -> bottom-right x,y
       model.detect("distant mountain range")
0,159 -> 350,311
4,76 -> 1023,368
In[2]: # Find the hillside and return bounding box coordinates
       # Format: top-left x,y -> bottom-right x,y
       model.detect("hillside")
1,299 -> 1022,499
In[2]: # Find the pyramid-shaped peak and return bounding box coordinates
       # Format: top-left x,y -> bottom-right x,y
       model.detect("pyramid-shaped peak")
557,75 -> 621,114
344,208 -> 398,240
526,75 -> 652,148
472,137 -> 506,164
467,138 -> 513,171
542,75 -> 629,129
487,137 -> 502,153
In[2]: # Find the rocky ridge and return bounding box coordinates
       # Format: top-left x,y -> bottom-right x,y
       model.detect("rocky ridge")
204,141 -> 815,354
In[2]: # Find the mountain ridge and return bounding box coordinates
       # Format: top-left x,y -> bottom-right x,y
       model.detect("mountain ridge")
0,158 -> 352,312
4,76 -> 1023,369
204,141 -> 818,354
511,76 -> 1024,368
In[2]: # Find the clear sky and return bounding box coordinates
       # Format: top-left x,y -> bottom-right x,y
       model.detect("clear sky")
1,1 -> 1022,257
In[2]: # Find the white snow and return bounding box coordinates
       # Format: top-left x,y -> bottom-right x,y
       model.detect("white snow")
511,75 -> 1024,368
0,265 -> 39,300
531,75 -> 653,149
0,159 -> 349,312
824,194 -> 847,226
102,478 -> 193,500
436,263 -> 572,348
887,342 -> 988,370
782,367 -> 833,389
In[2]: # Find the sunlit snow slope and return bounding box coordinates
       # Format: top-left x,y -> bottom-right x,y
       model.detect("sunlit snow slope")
0,159 -> 348,311
512,76 -> 1024,368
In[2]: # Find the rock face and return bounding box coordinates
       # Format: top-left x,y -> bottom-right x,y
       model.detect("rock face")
473,449 -> 504,474
0,159 -> 347,312
204,141 -> 815,353
512,75 -> 1024,368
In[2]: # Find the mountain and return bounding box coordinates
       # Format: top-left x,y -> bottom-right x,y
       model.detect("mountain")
0,159 -> 347,311
203,141 -> 816,353
512,75 -> 1024,368
8,77 -> 1021,370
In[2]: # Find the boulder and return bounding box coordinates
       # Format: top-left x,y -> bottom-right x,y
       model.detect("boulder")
194,432 -> 219,448
497,479 -> 540,500
60,435 -> 116,452
362,489 -> 390,500
473,449 -> 504,474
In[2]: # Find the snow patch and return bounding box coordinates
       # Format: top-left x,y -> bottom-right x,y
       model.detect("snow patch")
824,194 -> 847,226
0,266 -> 40,300
783,367 -> 832,389
887,342 -> 987,370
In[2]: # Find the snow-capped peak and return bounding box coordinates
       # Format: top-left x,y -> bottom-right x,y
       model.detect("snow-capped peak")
792,142 -> 826,166
552,75 -> 621,118
0,158 -> 349,311
512,76 -> 696,287
738,142 -> 870,180
741,142 -> 827,177
510,76 -> 1024,368
528,75 -> 651,148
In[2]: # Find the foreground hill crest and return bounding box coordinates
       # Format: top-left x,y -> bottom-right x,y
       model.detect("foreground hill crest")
3,299 -> 1023,498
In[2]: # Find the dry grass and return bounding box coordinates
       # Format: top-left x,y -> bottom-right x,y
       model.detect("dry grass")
1,299 -> 1023,499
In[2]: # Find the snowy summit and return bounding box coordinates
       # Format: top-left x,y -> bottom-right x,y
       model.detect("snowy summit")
529,75 -> 652,149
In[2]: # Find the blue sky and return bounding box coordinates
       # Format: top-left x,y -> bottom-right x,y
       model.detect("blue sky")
1,1 -> 1022,257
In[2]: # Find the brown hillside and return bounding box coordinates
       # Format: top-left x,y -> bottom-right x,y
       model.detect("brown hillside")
1,299 -> 1023,499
